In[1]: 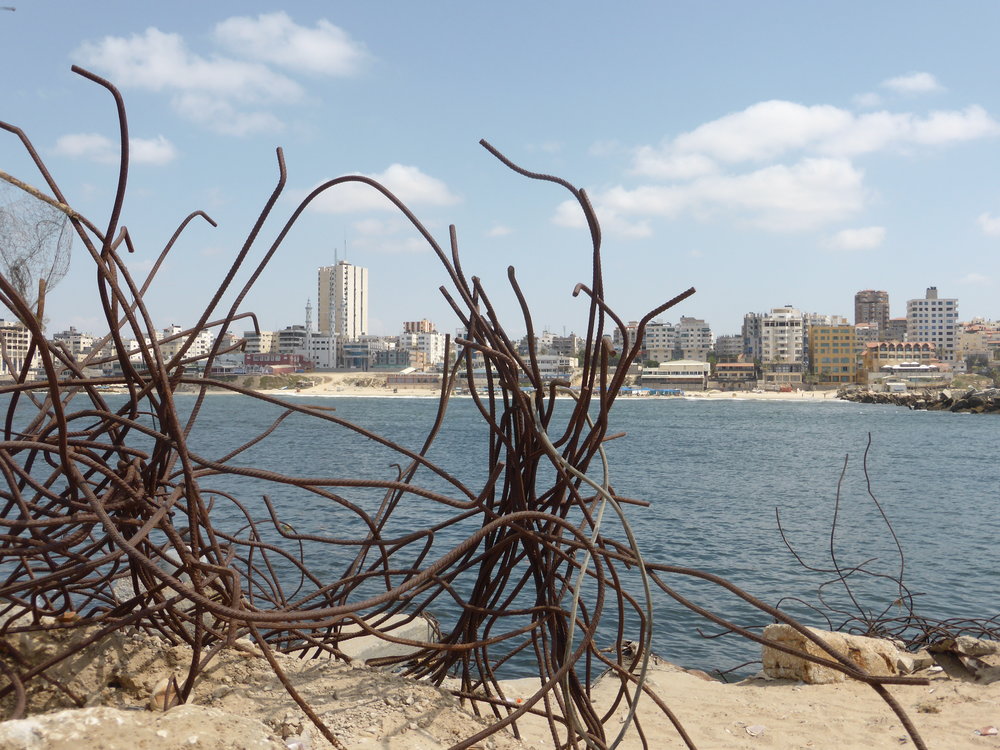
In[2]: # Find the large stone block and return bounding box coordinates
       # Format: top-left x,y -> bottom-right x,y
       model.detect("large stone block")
761,624 -> 900,684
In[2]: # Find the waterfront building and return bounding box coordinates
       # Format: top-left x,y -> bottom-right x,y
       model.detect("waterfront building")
317,260 -> 368,341
532,355 -> 578,382
906,287 -> 958,366
760,307 -> 804,367
860,341 -> 939,383
710,361 -> 757,390
639,359 -> 710,390
760,362 -> 804,390
854,290 -> 890,331
0,319 -> 35,379
808,325 -> 857,385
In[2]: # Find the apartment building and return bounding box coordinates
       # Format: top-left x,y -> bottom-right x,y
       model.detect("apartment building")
808,325 -> 857,384
906,287 -> 958,365
854,290 -> 890,331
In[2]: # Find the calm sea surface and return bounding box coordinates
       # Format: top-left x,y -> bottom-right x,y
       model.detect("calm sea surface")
20,393 -> 1000,674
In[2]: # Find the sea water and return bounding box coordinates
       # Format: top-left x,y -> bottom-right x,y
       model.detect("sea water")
7,392 -> 998,674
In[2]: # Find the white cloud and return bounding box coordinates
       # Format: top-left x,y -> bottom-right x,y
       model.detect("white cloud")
882,72 -> 943,94
306,164 -> 460,213
910,106 -> 999,144
633,101 -> 1000,170
75,28 -> 302,102
53,133 -> 177,165
128,135 -> 178,165
554,196 -> 654,238
959,272 -> 991,286
670,101 -> 851,163
487,225 -> 513,237
213,12 -> 369,76
826,226 -> 886,250
74,15 -> 368,136
558,158 -> 865,235
977,212 -> 1000,236
53,133 -> 115,162
173,94 -> 284,136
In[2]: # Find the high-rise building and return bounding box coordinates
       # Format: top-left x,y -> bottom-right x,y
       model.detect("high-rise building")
317,260 -> 368,340
854,290 -> 890,331
906,286 -> 958,364
760,307 -> 804,365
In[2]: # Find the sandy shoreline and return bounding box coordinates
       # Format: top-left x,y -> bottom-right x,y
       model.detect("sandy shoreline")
221,372 -> 846,402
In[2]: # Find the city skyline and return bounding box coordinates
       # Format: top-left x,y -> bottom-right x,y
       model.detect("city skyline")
3,4 -> 1000,340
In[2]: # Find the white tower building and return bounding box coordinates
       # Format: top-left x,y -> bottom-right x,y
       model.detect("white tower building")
906,286 -> 958,364
317,260 -> 368,340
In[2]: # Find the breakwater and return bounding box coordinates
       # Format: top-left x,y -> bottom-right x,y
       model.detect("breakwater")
837,386 -> 1000,413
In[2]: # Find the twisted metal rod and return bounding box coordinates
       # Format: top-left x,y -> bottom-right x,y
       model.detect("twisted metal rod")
0,67 -> 938,750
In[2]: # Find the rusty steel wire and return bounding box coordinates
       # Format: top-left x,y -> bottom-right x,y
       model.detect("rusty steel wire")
775,433 -> 1000,656
0,67 -> 936,750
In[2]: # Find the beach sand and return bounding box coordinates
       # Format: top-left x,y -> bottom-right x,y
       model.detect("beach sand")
250,372 -> 844,402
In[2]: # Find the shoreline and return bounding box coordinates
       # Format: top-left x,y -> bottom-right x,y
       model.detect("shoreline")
195,373 -> 846,402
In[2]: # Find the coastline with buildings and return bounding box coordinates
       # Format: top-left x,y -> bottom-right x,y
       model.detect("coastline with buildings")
5,257 -> 998,402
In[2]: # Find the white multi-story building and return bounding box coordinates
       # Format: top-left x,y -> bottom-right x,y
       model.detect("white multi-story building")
241,330 -> 277,355
642,321 -> 676,363
676,316 -> 713,361
760,307 -> 804,365
0,319 -> 35,378
51,327 -> 96,361
906,287 -> 959,365
317,260 -> 368,341
399,330 -> 447,369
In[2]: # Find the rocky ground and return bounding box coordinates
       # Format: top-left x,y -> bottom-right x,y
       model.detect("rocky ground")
2,623 -> 999,749
838,386 -> 1000,412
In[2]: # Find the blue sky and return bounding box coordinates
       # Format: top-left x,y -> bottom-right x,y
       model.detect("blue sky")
2,2 -> 1000,341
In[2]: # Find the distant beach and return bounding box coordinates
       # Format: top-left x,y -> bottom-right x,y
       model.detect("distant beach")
238,372 -> 845,402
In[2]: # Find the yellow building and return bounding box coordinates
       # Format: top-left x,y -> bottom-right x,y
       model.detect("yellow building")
808,325 -> 857,384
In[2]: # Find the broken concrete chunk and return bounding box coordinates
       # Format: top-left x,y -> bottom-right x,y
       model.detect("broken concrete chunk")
761,624 -> 900,684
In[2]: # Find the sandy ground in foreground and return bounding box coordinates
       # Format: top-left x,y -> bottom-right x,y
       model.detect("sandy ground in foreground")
499,665 -> 1000,750
252,372 -> 843,402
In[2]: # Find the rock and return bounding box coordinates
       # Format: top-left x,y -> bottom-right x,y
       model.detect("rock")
761,624 -> 901,684
896,649 -> 935,674
0,704 -> 287,750
951,636 -> 1000,657
300,612 -> 440,666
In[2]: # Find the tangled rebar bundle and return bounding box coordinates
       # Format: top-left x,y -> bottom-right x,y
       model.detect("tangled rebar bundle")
0,67 -> 934,749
